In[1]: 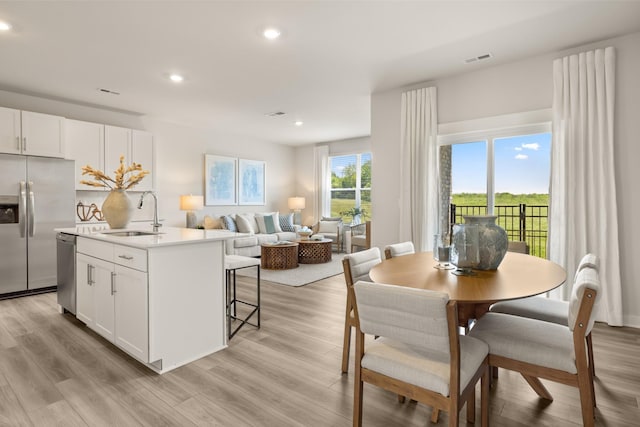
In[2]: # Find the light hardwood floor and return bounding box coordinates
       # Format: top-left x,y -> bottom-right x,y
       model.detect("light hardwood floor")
0,274 -> 639,426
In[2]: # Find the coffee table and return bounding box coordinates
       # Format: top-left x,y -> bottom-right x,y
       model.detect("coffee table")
261,242 -> 299,270
296,238 -> 333,264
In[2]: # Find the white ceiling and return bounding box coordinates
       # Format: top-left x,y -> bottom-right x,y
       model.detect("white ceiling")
1,1 -> 639,146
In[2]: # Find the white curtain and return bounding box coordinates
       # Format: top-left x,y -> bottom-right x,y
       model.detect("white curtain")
399,87 -> 439,251
548,47 -> 622,326
313,145 -> 331,222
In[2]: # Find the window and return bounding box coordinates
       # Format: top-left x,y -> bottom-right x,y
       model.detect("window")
439,122 -> 551,258
330,153 -> 371,222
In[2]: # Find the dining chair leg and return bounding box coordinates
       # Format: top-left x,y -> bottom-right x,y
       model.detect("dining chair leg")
466,387 -> 476,424
522,374 -> 554,401
481,365 -> 489,426
577,365 -> 596,427
586,332 -> 596,377
430,408 -> 439,424
342,314 -> 352,374
397,395 -> 406,403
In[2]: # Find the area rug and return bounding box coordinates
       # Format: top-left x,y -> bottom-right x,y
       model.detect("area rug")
236,254 -> 345,287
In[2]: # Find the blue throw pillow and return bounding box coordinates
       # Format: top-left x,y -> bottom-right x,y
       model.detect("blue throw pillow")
223,215 -> 237,232
280,212 -> 295,232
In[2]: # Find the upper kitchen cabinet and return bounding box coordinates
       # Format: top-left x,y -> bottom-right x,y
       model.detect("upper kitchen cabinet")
105,126 -> 154,192
65,119 -> 105,190
0,107 -> 65,158
132,130 -> 153,192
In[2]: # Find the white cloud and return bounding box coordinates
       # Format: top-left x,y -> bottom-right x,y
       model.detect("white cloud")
515,154 -> 528,160
521,143 -> 540,150
514,147 -> 523,151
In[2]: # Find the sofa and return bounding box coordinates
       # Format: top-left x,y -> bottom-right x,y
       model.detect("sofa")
203,212 -> 301,257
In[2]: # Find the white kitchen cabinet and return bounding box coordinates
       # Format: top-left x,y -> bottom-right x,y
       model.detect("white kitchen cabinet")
0,107 -> 21,154
0,107 -> 65,157
65,119 -> 104,190
76,238 -> 149,363
131,130 -> 154,191
104,125 -> 131,175
104,125 -> 154,191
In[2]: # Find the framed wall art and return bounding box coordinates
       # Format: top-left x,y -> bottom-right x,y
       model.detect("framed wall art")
204,154 -> 237,206
238,158 -> 265,205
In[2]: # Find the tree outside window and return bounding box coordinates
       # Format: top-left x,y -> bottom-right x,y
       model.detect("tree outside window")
330,153 -> 371,223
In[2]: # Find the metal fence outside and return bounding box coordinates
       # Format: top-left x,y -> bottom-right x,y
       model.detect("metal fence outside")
450,204 -> 549,258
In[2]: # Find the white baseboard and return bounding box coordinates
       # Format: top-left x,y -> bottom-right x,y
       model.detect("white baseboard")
623,314 -> 640,329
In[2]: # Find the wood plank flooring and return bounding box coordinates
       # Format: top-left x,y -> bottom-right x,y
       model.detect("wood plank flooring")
0,274 -> 639,426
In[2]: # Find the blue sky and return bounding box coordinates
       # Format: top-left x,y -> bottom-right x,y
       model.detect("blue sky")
451,133 -> 551,194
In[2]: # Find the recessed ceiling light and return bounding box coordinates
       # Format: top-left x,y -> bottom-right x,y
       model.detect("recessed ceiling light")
0,21 -> 12,31
169,74 -> 184,83
295,121 -> 303,127
263,28 -> 281,40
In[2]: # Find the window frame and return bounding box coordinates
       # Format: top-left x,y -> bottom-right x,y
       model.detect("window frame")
329,152 -> 371,218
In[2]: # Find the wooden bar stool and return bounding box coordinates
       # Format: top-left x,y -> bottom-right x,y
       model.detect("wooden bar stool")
225,255 -> 261,339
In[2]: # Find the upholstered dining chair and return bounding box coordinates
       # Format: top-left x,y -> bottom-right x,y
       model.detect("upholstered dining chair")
384,241 -> 415,259
469,265 -> 601,426
341,247 -> 381,374
350,220 -> 371,253
352,281 -> 490,427
489,253 -> 599,377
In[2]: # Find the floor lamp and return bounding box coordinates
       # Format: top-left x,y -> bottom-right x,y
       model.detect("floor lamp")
288,196 -> 305,225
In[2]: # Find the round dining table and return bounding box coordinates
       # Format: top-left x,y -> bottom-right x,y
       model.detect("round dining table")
369,251 -> 566,326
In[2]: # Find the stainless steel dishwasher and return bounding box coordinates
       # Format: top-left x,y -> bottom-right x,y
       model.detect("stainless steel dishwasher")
56,232 -> 76,314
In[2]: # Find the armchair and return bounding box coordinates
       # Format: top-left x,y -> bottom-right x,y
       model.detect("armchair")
350,221 -> 371,253
312,217 -> 342,251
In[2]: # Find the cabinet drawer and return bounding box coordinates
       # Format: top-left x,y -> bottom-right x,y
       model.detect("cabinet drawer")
113,244 -> 147,272
77,238 -> 113,261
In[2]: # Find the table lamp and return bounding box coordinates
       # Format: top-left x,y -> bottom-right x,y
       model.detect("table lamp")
180,195 -> 204,228
288,196 -> 306,225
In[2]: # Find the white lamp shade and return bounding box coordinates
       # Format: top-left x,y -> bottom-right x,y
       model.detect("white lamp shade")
180,195 -> 204,211
288,196 -> 306,210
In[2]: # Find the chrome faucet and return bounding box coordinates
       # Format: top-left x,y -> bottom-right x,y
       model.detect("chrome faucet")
138,191 -> 162,232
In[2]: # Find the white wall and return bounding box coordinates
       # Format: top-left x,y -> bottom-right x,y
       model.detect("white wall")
1,90 -> 296,228
370,31 -> 640,327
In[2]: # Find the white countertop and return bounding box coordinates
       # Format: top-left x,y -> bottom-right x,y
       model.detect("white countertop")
56,225 -> 244,249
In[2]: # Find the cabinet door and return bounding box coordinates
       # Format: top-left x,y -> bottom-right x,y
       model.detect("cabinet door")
21,111 -> 65,158
0,107 -> 22,154
104,125 -> 131,175
66,120 -> 105,190
76,253 -> 96,327
131,130 -> 154,191
114,265 -> 149,362
92,257 -> 116,342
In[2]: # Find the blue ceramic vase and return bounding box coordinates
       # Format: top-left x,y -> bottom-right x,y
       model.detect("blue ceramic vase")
463,215 -> 508,270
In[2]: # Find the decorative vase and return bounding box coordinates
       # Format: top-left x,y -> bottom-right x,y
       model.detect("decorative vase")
463,215 -> 508,270
101,189 -> 133,229
352,214 -> 361,225
451,223 -> 480,269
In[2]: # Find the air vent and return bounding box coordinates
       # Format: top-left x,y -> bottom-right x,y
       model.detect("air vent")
265,111 -> 286,117
464,53 -> 493,64
98,88 -> 120,95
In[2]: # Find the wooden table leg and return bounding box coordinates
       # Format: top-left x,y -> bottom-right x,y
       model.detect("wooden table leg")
522,374 -> 554,401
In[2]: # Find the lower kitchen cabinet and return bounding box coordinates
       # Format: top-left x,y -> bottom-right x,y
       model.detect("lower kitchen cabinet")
76,240 -> 149,363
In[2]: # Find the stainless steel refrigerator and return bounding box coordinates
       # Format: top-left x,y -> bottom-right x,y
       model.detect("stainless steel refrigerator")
0,154 -> 75,295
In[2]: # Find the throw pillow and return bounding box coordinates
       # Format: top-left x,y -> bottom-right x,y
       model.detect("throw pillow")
203,215 -> 224,230
255,212 -> 283,234
318,220 -> 339,234
279,212 -> 295,232
235,213 -> 257,234
222,215 -> 237,232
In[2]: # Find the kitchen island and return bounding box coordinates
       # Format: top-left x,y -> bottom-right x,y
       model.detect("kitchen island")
56,226 -> 241,374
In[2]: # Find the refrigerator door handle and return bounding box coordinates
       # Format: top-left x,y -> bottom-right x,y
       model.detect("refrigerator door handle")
19,181 -> 27,237
27,181 -> 35,237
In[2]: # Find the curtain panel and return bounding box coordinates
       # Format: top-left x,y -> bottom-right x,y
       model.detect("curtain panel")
399,87 -> 439,251
313,145 -> 330,222
549,46 -> 622,325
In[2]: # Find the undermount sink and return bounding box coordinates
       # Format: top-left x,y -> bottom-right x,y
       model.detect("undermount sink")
102,231 -> 162,237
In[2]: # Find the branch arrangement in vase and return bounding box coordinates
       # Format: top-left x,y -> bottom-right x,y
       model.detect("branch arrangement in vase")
80,155 -> 149,190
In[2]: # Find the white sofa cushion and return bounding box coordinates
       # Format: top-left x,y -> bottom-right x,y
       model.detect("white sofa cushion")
256,234 -> 278,245
233,236 -> 258,248
235,213 -> 258,234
